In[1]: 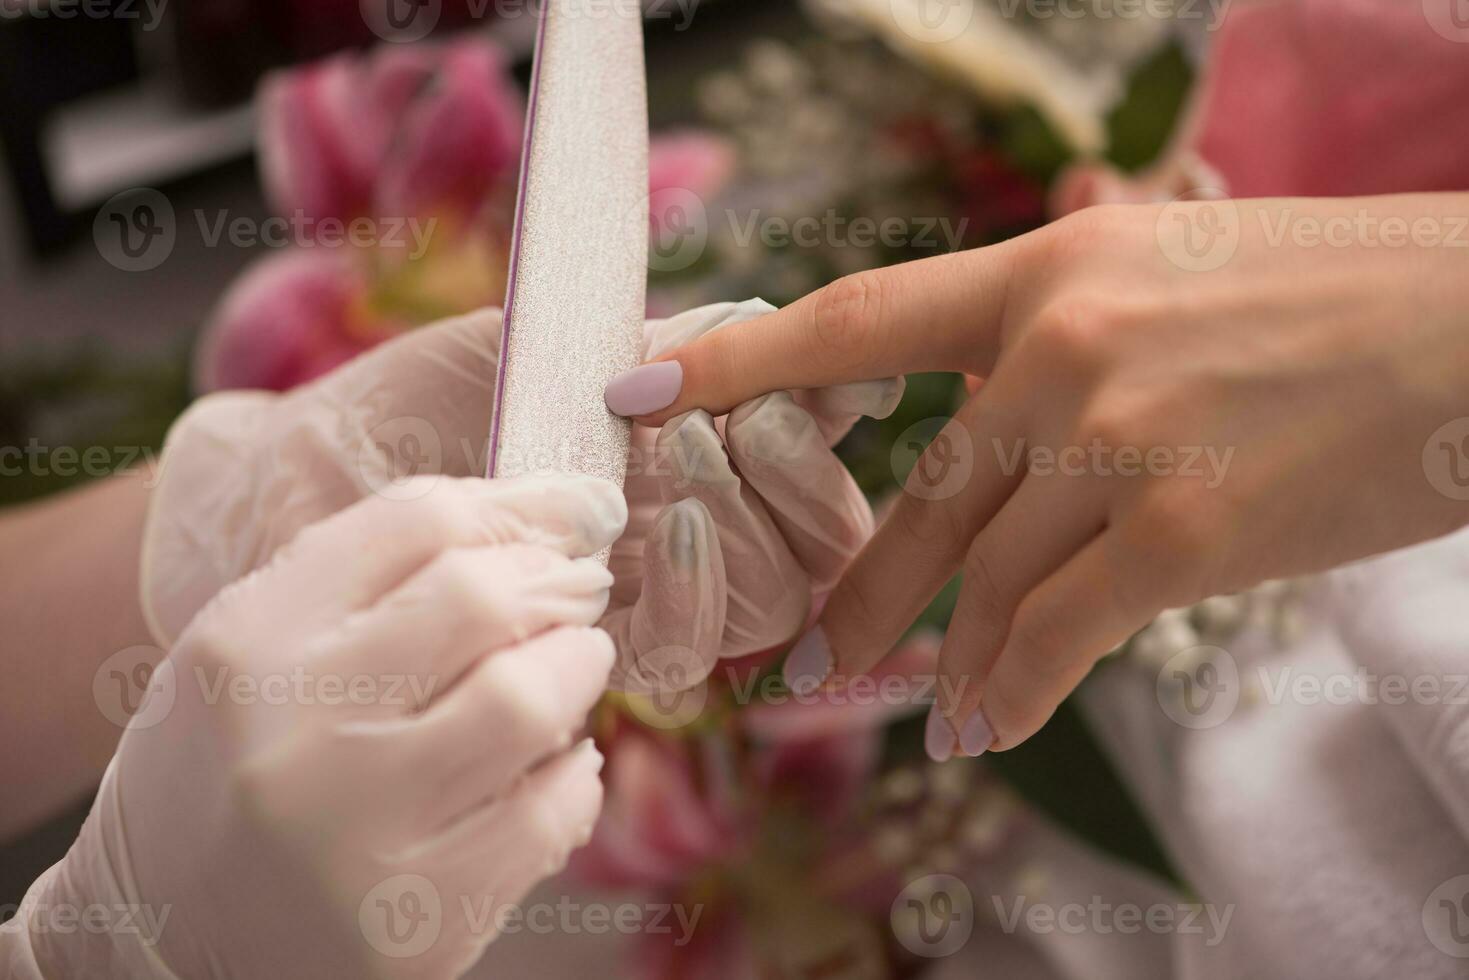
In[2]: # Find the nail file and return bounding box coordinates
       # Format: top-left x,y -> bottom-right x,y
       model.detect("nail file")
487,0 -> 649,561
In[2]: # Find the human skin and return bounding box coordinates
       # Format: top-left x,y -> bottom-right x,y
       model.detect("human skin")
606,193 -> 1469,759
0,475 -> 156,839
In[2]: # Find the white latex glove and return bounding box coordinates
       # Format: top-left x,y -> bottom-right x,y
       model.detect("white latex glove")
3,475 -> 625,979
604,299 -> 903,692
141,300 -> 902,691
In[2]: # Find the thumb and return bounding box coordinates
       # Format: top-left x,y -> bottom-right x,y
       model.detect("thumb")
603,245 -> 1019,427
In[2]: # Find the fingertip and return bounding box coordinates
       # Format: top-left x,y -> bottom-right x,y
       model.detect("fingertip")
604,359 -> 684,418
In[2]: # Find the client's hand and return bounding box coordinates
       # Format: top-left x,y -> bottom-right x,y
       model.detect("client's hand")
141,301 -> 900,693
604,193 -> 1469,759
3,476 -> 623,980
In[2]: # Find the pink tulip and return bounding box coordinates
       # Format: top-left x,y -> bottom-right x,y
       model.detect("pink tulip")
374,40 -> 526,233
193,249 -> 403,393
572,732 -> 740,891
649,130 -> 737,199
258,38 -> 523,232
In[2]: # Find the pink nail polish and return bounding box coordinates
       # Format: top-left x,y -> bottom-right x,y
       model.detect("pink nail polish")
924,703 -> 956,762
604,361 -> 683,417
958,710 -> 994,757
783,626 -> 832,696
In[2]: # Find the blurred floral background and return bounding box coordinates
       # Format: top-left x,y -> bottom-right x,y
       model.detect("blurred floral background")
1,0 -> 1209,973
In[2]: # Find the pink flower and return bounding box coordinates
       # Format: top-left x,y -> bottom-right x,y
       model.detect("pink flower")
647,130 -> 737,236
1192,0 -> 1469,197
1052,0 -> 1469,213
258,38 -> 523,232
193,249 -> 404,393
650,130 -> 737,199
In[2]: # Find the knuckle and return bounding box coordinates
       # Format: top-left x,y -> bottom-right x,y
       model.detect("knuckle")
1076,397 -> 1139,452
809,272 -> 885,369
432,548 -> 497,618
483,657 -> 565,743
1030,298 -> 1112,376
1042,205 -> 1126,259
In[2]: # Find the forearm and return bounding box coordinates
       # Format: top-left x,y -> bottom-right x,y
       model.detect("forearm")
0,474 -> 156,841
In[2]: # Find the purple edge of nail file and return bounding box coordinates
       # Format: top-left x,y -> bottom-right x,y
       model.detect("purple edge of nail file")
486,0 -> 649,568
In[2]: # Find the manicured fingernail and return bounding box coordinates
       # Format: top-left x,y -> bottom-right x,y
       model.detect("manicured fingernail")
958,710 -> 994,757
783,625 -> 832,696
604,361 -> 683,417
924,703 -> 955,762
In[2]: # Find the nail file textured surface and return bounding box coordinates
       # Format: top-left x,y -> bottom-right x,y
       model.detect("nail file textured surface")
489,0 -> 648,553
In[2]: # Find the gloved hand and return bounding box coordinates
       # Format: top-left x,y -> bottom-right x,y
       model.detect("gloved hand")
141,300 -> 901,692
603,300 -> 902,693
3,475 -> 624,979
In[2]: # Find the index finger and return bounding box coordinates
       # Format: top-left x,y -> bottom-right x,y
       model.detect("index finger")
603,244 -> 1020,426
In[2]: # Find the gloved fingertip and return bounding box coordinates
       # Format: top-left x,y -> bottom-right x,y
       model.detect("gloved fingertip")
727,392 -> 821,466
